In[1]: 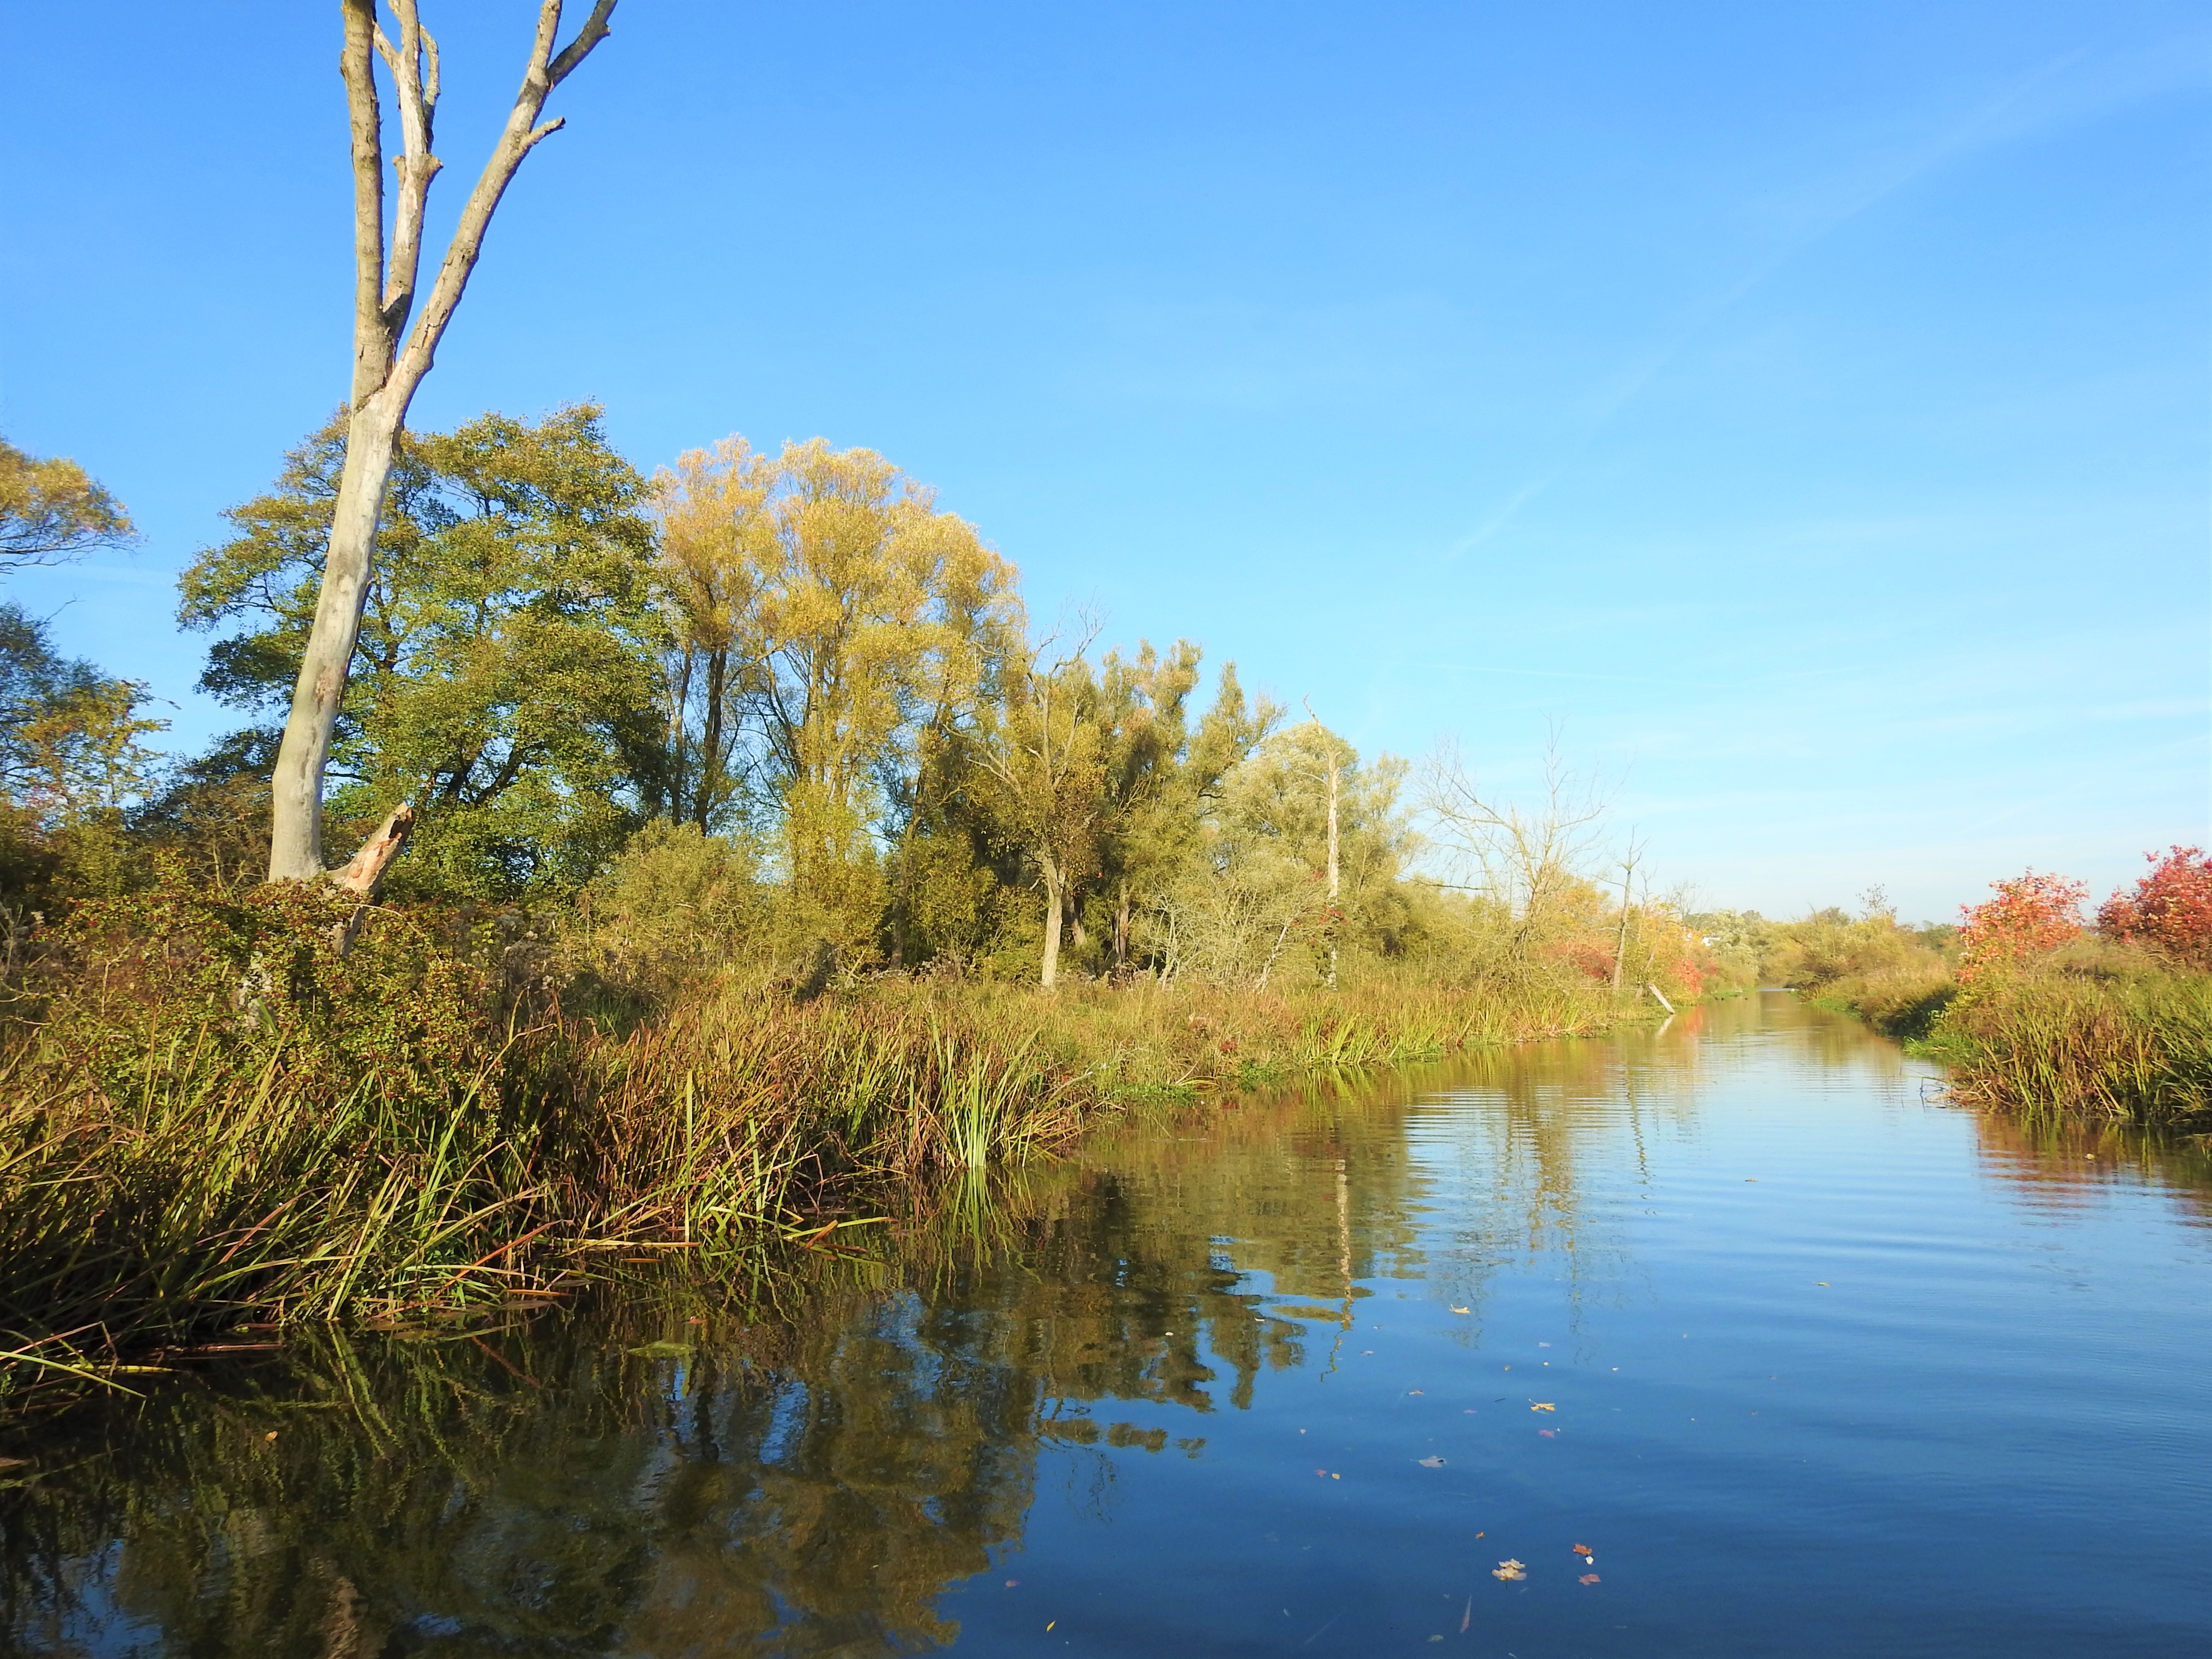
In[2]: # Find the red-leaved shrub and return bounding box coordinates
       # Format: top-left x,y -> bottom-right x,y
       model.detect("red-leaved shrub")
2097,846 -> 2212,971
1957,870 -> 2086,984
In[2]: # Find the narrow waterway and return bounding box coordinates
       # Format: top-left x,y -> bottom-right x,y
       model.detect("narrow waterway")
6,992 -> 2209,1657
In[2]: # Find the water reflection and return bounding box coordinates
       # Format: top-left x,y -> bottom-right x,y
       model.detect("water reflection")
6,995 -> 2210,1657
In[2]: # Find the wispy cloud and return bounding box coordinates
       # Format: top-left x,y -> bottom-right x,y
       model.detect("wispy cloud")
1435,40 -> 2203,565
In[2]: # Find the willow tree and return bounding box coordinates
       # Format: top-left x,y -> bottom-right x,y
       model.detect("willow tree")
976,628 -> 1106,988
266,0 -> 620,890
653,436 -> 1015,958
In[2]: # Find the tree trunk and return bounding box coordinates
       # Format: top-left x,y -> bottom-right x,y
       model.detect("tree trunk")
695,647 -> 727,828
1113,879 -> 1130,973
1612,869 -> 1632,994
265,0 -> 619,883
268,398 -> 403,880
1324,740 -> 1340,988
1040,862 -> 1064,988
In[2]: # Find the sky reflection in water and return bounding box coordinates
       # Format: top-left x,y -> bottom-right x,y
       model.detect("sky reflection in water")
6,993 -> 2210,1657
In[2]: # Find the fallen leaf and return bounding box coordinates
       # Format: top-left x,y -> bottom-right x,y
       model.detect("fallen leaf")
1491,1559 -> 1527,1581
1331,1472 -> 1340,1479
1539,1428 -> 1556,1438
1407,1389 -> 1424,1395
1417,1455 -> 1446,1467
264,1431 -> 278,1442
1816,1281 -> 1829,1287
1579,1573 -> 1601,1585
1046,1623 -> 1056,1632
1573,1544 -> 1593,1556
1451,1306 -> 1470,1314
1530,1403 -> 1555,1412
1005,1579 -> 1019,1588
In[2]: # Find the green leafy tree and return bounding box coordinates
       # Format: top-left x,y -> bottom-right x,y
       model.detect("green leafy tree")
179,406 -> 665,899
1142,721 -> 1409,989
0,434 -> 135,570
0,602 -> 168,901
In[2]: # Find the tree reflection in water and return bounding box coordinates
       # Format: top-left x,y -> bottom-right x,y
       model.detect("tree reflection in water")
1,1079 -> 1403,1658
8,993 -> 2206,1656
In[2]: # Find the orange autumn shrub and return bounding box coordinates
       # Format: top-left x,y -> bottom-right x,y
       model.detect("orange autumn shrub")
1956,871 -> 2087,984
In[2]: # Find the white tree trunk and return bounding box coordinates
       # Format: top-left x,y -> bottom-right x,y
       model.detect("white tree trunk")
267,398 -> 401,880
265,0 -> 618,884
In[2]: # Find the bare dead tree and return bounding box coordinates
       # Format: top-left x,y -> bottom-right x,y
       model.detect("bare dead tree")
265,0 -> 621,889
1610,830 -> 1647,996
1422,734 -> 1610,961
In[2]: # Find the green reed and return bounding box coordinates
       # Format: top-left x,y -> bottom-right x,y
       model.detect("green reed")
1,956 -> 1624,1401
1929,966 -> 2212,1126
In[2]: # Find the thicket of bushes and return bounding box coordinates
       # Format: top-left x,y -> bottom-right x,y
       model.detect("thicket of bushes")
0,835 -> 1646,1404
1729,851 -> 2212,1127
0,416 -> 1716,1405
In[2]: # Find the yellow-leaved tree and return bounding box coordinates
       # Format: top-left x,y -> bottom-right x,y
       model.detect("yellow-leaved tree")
652,437 -> 1015,965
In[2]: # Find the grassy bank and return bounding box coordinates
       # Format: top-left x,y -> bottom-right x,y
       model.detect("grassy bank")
0,897 -> 1621,1403
1793,941 -> 2212,1129
1914,962 -> 2212,1127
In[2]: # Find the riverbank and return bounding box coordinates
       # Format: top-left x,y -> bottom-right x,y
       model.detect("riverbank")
1809,952 -> 2212,1128
0,908 -> 1628,1404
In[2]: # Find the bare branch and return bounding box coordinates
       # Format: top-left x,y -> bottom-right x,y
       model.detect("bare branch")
339,0 -> 390,409
386,0 -> 621,397
526,0 -> 564,82
547,0 -> 620,85
378,0 -> 442,336
327,802 -> 415,897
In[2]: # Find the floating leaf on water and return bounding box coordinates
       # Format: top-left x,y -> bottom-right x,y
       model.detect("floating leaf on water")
1579,1573 -> 1602,1585
1451,1306 -> 1470,1314
1573,1544 -> 1593,1556
1530,1403 -> 1555,1411
1491,1559 -> 1527,1581
1539,1428 -> 1556,1438
1417,1455 -> 1445,1467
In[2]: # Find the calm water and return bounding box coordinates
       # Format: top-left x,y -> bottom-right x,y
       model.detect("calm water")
6,993 -> 2210,1657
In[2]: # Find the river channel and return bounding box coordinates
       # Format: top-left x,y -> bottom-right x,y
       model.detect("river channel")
5,991 -> 2209,1656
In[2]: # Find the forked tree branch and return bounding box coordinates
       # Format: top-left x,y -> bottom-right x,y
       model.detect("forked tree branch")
373,0 -> 441,339
340,0 -> 389,408
386,0 -> 620,399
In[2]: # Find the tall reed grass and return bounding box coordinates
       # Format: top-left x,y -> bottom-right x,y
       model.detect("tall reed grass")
1929,965 -> 2212,1125
0,922 -> 1620,1403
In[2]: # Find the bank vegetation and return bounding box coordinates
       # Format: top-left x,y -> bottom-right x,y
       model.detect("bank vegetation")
0,418 -> 1716,1402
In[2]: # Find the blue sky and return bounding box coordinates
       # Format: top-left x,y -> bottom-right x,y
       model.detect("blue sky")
1,1 -> 2205,919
